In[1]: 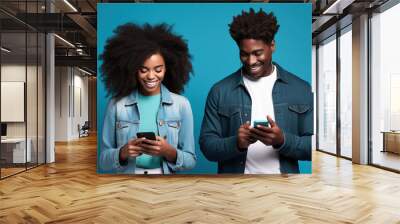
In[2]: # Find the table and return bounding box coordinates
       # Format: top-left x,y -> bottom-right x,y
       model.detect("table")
381,131 -> 400,154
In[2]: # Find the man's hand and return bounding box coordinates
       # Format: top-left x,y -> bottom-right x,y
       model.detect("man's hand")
249,115 -> 284,148
237,121 -> 257,150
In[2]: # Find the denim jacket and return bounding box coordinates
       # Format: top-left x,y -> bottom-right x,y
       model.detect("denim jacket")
100,84 -> 196,174
199,63 -> 313,174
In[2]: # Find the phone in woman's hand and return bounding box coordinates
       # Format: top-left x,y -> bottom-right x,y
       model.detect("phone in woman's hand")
136,132 -> 156,141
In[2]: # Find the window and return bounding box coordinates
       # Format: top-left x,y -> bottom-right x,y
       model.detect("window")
339,27 -> 352,158
371,2 -> 400,171
317,35 -> 337,154
0,1 -> 47,179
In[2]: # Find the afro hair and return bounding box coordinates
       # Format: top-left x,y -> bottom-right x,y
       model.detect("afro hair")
100,23 -> 193,99
229,8 -> 280,46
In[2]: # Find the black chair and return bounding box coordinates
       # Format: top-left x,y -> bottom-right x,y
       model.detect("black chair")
79,121 -> 90,138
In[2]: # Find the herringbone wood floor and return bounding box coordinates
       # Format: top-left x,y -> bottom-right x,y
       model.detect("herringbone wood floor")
1,135 -> 400,223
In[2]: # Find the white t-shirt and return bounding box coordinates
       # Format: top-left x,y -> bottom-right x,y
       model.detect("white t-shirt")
243,65 -> 281,174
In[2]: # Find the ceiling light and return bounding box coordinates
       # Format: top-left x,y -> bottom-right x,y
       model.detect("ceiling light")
1,47 -> 11,53
63,0 -> 78,12
54,34 -> 75,48
78,67 -> 93,76
323,0 -> 340,14
322,0 -> 354,15
76,48 -> 86,56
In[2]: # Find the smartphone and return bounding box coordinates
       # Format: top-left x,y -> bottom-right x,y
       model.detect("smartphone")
253,120 -> 269,128
136,132 -> 156,141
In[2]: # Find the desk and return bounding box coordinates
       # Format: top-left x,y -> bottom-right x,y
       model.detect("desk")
1,138 -> 31,163
381,131 -> 400,154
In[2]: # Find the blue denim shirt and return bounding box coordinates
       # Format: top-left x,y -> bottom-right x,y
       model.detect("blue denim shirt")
100,84 -> 196,174
199,63 -> 313,173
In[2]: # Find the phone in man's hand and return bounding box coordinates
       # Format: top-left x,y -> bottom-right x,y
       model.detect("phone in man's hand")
136,132 -> 156,141
253,120 -> 269,128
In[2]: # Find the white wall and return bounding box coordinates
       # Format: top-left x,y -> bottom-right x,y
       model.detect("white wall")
1,65 -> 40,137
55,67 -> 89,141
55,67 -> 69,141
1,65 -> 26,81
1,65 -> 26,140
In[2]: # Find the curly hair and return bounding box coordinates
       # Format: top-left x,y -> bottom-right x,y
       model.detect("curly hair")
229,8 -> 280,45
100,23 -> 193,99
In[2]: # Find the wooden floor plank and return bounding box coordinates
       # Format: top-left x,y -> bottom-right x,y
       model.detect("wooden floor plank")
1,135 -> 400,223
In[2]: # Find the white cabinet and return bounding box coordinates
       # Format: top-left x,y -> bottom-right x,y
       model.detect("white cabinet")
1,138 -> 32,163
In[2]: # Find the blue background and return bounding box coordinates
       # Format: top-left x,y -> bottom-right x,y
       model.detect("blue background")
97,3 -> 312,174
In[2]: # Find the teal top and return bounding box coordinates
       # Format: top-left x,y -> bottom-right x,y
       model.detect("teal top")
135,92 -> 162,169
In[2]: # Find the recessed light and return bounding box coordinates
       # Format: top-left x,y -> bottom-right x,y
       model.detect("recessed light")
1,47 -> 11,53
77,67 -> 93,76
63,0 -> 78,12
54,34 -> 75,48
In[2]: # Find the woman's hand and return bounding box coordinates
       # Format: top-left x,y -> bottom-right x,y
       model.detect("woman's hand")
140,136 -> 177,163
119,137 -> 146,161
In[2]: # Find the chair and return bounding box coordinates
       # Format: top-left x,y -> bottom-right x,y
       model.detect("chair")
78,121 -> 90,138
